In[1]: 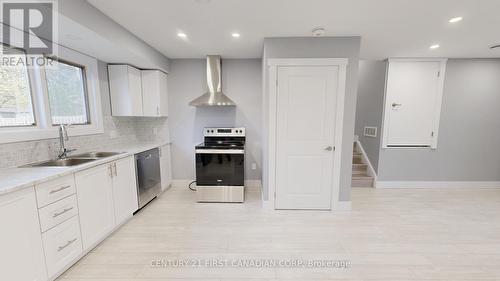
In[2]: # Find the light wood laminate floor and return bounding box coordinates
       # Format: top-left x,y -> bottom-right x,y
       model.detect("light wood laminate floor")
59,187 -> 500,281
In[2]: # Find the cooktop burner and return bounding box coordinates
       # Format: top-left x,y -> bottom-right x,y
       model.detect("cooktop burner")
195,127 -> 246,150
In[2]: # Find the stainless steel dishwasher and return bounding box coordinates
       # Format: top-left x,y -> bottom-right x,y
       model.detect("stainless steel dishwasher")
135,148 -> 161,209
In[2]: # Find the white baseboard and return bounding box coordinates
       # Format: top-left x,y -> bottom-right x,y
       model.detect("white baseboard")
376,181 -> 500,189
171,179 -> 262,191
332,200 -> 352,211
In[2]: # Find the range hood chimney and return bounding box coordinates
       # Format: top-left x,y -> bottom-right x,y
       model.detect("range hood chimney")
189,55 -> 236,107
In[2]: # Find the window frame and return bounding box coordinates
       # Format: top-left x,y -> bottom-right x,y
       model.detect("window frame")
43,56 -> 92,126
0,44 -> 103,144
0,43 -> 38,128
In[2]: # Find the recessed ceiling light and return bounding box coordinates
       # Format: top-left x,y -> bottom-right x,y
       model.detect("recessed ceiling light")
449,17 -> 463,23
231,33 -> 241,38
177,32 -> 187,38
430,44 -> 440,50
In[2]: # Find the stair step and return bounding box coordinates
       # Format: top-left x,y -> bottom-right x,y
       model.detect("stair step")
352,155 -> 363,164
352,176 -> 374,188
353,164 -> 368,176
353,152 -> 362,156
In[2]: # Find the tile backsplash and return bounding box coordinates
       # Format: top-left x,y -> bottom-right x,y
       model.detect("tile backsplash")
0,116 -> 169,169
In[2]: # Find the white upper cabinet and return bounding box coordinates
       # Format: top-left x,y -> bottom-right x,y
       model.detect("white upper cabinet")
141,70 -> 168,117
0,187 -> 47,281
382,59 -> 447,149
109,65 -> 168,117
108,65 -> 144,116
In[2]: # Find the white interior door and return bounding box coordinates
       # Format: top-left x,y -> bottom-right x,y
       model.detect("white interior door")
275,66 -> 339,210
384,61 -> 443,147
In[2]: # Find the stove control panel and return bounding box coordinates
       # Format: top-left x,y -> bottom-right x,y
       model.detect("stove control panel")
204,127 -> 245,137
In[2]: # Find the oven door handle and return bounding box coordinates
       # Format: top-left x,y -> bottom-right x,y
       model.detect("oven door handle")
195,149 -> 245,154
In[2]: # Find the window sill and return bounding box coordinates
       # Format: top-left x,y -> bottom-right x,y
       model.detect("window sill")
0,124 -> 104,144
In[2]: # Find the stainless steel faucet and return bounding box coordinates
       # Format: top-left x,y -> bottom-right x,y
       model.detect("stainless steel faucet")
58,124 -> 76,159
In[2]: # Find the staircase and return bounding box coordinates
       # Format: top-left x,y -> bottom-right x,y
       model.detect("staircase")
351,143 -> 375,188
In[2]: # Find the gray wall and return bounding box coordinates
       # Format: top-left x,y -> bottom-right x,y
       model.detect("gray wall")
356,59 -> 500,181
354,61 -> 386,172
262,37 -> 361,201
168,59 -> 262,181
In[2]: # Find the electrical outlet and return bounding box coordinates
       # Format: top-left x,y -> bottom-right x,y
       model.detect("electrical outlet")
251,163 -> 257,170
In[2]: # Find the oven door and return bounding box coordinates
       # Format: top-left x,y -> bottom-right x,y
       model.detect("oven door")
195,149 -> 244,186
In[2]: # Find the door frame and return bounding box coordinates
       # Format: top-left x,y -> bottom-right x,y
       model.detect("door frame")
381,58 -> 448,149
267,58 -> 348,210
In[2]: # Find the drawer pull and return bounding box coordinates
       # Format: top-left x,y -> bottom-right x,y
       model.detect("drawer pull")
52,207 -> 74,218
49,185 -> 71,194
57,238 -> 77,252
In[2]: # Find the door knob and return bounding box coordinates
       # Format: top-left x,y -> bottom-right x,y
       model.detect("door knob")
324,146 -> 333,151
392,102 -> 402,108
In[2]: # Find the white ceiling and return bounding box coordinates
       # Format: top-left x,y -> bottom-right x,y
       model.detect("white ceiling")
87,0 -> 500,59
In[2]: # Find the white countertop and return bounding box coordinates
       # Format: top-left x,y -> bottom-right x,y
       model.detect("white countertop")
0,141 -> 170,196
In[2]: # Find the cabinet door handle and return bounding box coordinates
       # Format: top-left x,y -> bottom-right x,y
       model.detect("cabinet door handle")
49,185 -> 71,194
108,165 -> 113,177
52,207 -> 73,218
113,163 -> 117,177
57,238 -> 77,252
157,106 -> 160,116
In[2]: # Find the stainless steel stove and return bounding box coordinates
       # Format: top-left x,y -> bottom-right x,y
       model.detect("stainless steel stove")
195,127 -> 245,203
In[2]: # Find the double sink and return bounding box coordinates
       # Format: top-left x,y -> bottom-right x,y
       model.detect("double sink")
23,152 -> 124,167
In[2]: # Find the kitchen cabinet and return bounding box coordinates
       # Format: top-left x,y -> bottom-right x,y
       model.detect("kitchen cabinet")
42,216 -> 83,277
76,156 -> 138,250
75,164 -> 115,250
141,70 -> 168,117
159,144 -> 172,191
109,64 -> 144,116
0,187 -> 47,281
112,156 -> 139,225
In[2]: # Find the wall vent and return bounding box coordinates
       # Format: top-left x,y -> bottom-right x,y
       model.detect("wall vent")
364,126 -> 378,138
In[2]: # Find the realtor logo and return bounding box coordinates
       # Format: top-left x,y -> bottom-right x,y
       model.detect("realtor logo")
1,1 -> 54,54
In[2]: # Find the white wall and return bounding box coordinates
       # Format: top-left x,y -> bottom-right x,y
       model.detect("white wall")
261,37 -> 361,202
168,59 -> 262,181
58,0 -> 169,72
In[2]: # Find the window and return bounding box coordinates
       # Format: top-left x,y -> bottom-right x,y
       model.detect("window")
45,59 -> 90,125
0,45 -> 36,127
0,43 -> 103,144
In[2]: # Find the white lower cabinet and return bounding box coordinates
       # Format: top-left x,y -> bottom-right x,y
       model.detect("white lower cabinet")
75,163 -> 115,251
76,156 -> 138,251
0,154 -> 148,281
0,187 -> 47,281
112,156 -> 139,225
38,195 -> 78,232
159,145 -> 172,191
42,216 -> 82,277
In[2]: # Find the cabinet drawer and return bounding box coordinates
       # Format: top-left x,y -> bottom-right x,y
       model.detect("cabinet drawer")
39,195 -> 78,232
36,175 -> 76,208
42,216 -> 82,278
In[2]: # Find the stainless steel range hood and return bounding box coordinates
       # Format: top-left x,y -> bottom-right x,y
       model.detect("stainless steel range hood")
189,55 -> 236,107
